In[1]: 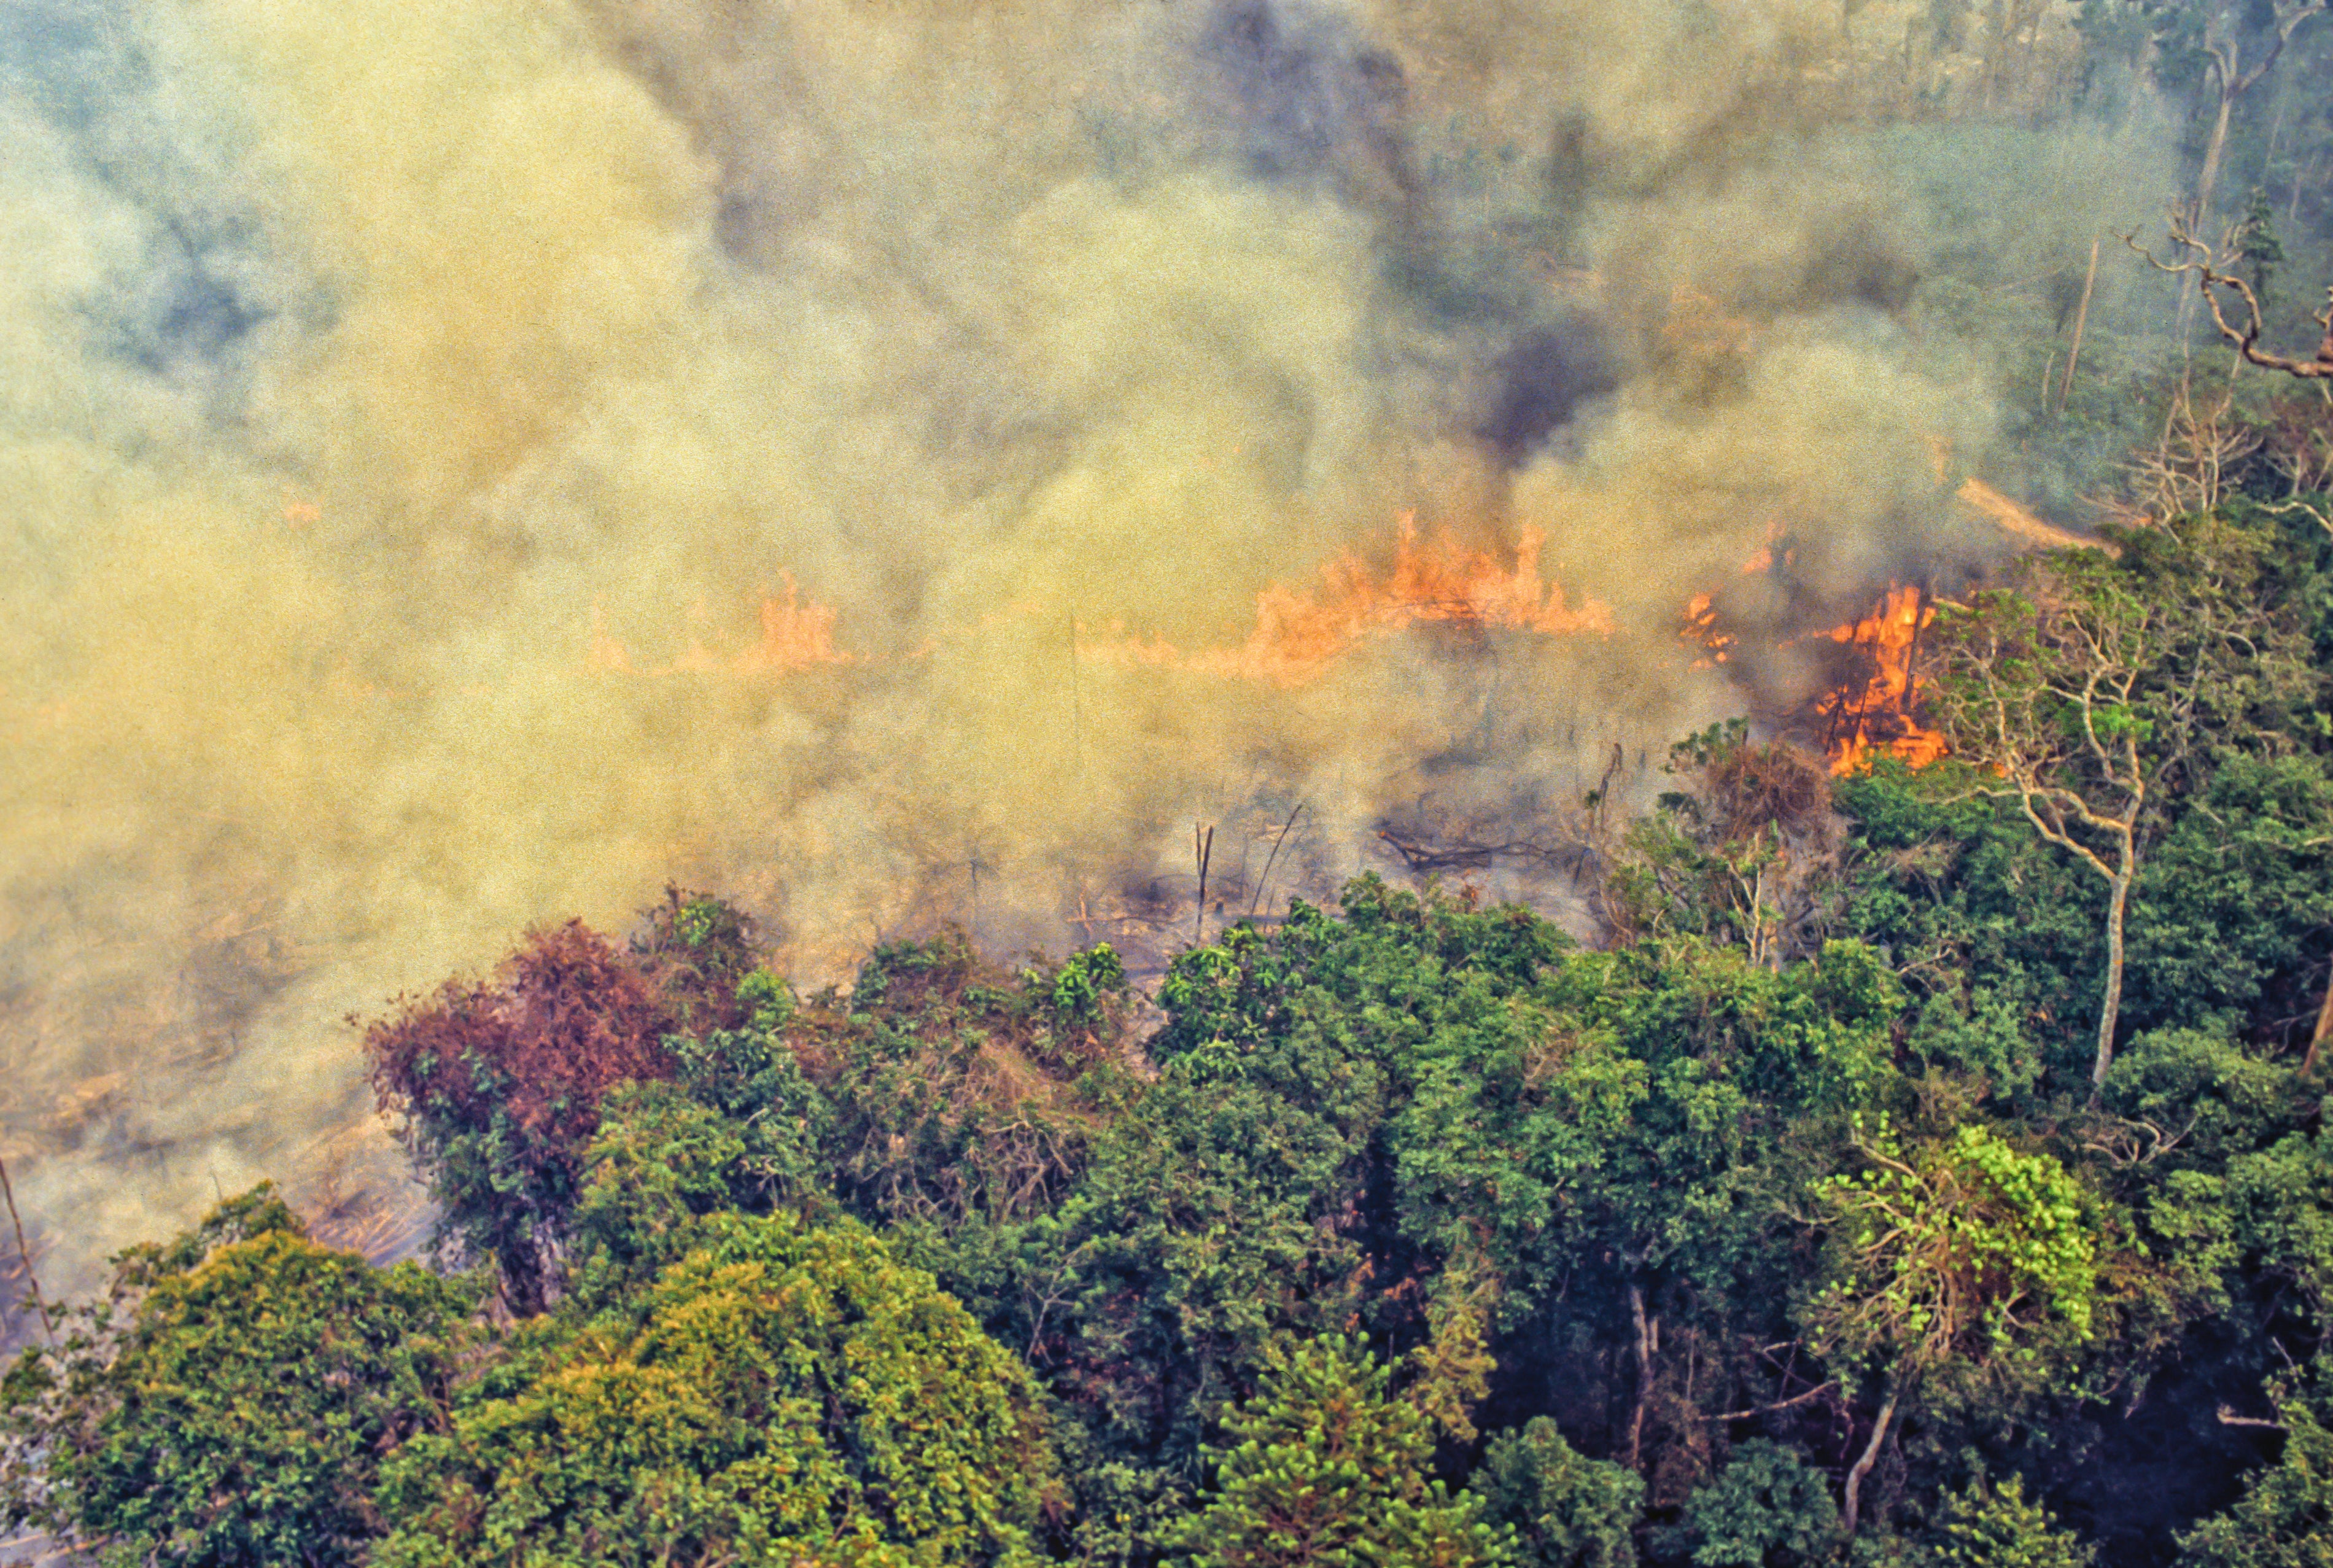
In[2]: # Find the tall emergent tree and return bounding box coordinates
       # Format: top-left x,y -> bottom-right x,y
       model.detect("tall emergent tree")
1923,521 -> 2308,1092
1923,548 -> 2175,1093
2155,0 -> 2329,223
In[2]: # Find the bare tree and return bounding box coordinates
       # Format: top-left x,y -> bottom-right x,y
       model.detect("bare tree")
1927,559 -> 2168,1096
2116,373 -> 2266,524
2184,3 -> 2327,230
2132,207 -> 2333,380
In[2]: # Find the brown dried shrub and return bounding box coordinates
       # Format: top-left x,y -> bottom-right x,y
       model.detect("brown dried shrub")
361,920 -> 678,1311
1704,739 -> 1833,844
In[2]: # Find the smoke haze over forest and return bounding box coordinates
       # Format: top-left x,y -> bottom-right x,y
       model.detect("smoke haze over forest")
0,0 -> 2243,1297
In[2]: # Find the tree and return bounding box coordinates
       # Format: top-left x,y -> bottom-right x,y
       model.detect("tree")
1169,1332 -> 1510,1568
1674,1440 -> 1836,1568
1925,551 -> 2179,1092
808,930 -> 1132,1238
2125,753 -> 2333,1052
2175,1354 -> 2333,1565
2155,2 -> 2329,230
1605,724 -> 1841,971
1470,1418 -> 1642,1568
373,1211 -> 1060,1568
362,920 -> 682,1313
1920,513 -> 2329,1095
2131,205 -> 2333,379
360,892 -> 770,1315
1921,1473 -> 2095,1567
1804,1119 -> 2107,1535
0,1187 -> 478,1567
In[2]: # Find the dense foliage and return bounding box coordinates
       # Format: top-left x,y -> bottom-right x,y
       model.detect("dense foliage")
0,1189 -> 478,1567
372,1213 -> 1060,1568
13,503 -> 2333,1561
13,47 -> 2333,1538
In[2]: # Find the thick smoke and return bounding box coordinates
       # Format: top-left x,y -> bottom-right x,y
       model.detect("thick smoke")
0,0 -> 2173,1305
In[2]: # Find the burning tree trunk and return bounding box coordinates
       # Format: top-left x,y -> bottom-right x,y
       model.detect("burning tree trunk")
1818,584 -> 1949,775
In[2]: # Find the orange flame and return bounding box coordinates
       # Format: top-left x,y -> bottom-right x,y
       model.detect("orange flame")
1084,513 -> 1613,687
591,574 -> 853,678
717,575 -> 852,673
583,518 -> 1612,690
1682,591 -> 1735,668
1817,583 -> 1948,775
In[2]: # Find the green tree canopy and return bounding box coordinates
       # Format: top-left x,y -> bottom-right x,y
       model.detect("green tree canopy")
375,1212 -> 1060,1568
1169,1332 -> 1509,1568
0,1186 -> 478,1567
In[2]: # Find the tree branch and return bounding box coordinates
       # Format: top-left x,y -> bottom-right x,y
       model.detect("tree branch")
1707,1380 -> 1838,1422
2127,215 -> 2333,380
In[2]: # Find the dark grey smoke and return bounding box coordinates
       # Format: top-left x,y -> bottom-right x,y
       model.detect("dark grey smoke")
1198,0 -> 1411,202
105,219 -> 273,375
6,0 -> 299,403
1477,320 -> 1621,463
1791,223 -> 1921,316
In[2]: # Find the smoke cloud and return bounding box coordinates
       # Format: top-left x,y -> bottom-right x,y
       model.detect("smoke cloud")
0,0 -> 2174,1305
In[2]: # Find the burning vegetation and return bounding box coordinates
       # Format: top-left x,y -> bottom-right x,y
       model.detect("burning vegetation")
1080,512 -> 1615,686
1814,583 -> 1949,775
576,508 -> 1968,793
14,1 -> 2333,1563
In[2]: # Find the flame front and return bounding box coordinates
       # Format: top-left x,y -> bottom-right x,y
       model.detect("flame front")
591,574 -> 852,677
1084,512 -> 1614,687
578,533 -> 1946,786
1817,583 -> 1948,775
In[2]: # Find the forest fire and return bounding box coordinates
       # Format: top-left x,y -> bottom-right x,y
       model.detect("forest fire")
580,522 -> 1948,781
1081,512 -> 1615,686
588,574 -> 852,676
586,515 -> 1617,686
1813,583 -> 1948,775
1682,592 -> 1734,668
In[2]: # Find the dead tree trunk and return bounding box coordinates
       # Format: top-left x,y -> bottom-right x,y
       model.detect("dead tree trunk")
2057,238 -> 2100,412
2094,854 -> 2135,1096
1841,1375 -> 1902,1537
2178,8 -> 2325,337
1626,1281 -> 1656,1471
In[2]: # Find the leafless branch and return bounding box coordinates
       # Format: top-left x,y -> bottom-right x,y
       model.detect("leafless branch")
2216,1403 -> 2288,1431
2127,212 -> 2333,381
1707,1379 -> 1839,1422
0,1154 -> 54,1345
2264,497 -> 2333,540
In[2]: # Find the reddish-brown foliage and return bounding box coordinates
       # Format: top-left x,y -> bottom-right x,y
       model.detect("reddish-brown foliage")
360,920 -> 680,1308
364,920 -> 676,1156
